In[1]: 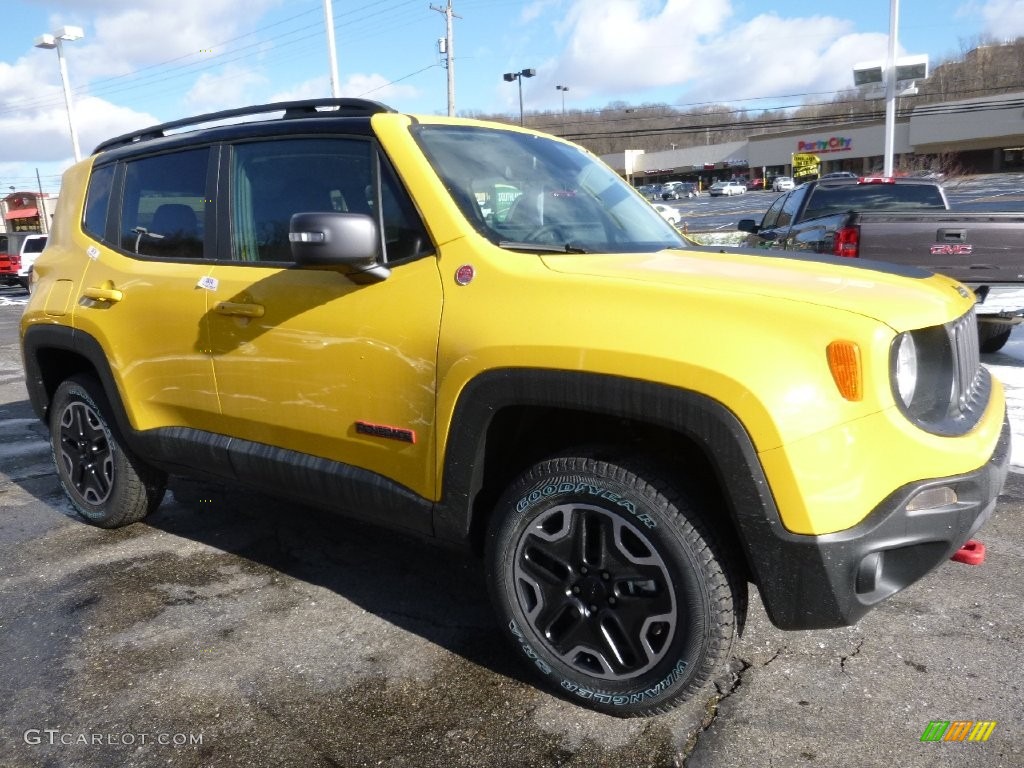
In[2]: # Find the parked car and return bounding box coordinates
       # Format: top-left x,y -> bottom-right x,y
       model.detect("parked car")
16,234 -> 48,291
652,203 -> 681,226
0,232 -> 46,287
661,181 -> 699,200
772,176 -> 795,192
636,184 -> 661,200
708,181 -> 746,196
737,175 -> 1024,351
21,98 -> 1008,718
820,171 -> 858,180
744,177 -> 764,191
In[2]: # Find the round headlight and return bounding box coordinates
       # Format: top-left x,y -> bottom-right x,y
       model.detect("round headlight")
894,332 -> 918,406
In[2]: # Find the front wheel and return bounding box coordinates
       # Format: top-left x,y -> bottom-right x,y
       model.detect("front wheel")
50,375 -> 167,528
978,322 -> 1012,354
485,454 -> 743,717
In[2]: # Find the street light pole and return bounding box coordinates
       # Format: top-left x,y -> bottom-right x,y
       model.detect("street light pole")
883,0 -> 899,177
34,25 -> 84,162
556,84 -> 569,115
323,0 -> 341,98
503,68 -> 536,126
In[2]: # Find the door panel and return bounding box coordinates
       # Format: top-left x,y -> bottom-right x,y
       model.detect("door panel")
206,136 -> 442,499
75,148 -> 220,433
206,259 -> 442,498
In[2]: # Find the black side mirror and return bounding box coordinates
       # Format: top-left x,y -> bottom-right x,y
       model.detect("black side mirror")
737,218 -> 759,234
290,212 -> 389,283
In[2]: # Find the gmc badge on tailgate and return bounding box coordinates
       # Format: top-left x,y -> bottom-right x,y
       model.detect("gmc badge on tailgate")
931,244 -> 974,255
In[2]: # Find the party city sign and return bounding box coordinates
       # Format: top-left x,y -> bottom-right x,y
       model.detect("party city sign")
798,137 -> 853,154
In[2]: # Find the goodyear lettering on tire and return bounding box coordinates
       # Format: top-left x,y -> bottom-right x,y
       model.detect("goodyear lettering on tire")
509,620 -> 552,675
515,481 -> 656,529
559,660 -> 689,706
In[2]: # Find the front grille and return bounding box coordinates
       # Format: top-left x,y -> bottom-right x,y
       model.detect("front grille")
950,307 -> 981,411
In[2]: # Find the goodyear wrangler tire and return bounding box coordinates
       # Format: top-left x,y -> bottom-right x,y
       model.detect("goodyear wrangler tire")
485,454 -> 742,717
50,375 -> 167,528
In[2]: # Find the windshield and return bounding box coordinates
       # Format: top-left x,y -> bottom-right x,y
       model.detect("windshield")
413,125 -> 684,253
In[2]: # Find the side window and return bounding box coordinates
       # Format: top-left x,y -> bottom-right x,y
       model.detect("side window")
231,138 -> 371,263
777,188 -> 806,229
120,148 -> 209,259
760,195 -> 787,230
229,138 -> 430,264
83,163 -> 115,241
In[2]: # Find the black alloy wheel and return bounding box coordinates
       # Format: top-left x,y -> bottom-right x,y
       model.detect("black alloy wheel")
50,375 -> 167,528
486,453 -> 743,717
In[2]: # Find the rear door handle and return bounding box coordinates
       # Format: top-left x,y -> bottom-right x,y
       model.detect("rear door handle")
82,286 -> 124,303
214,301 -> 265,318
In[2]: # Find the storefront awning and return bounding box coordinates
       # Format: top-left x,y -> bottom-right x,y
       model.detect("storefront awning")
6,208 -> 38,220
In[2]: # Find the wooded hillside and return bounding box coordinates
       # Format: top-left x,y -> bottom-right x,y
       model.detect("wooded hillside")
468,37 -> 1024,157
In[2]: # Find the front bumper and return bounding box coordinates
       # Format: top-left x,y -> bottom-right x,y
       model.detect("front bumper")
752,414 -> 1011,630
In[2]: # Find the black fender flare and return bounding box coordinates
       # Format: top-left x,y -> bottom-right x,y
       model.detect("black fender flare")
432,369 -> 786,593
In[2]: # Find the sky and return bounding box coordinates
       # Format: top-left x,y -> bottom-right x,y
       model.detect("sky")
3,0 -> 1024,194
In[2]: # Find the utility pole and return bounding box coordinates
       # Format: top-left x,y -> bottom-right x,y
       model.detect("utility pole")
430,0 -> 460,116
323,0 -> 341,97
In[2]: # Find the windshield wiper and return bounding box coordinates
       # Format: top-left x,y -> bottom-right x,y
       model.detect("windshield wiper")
498,240 -> 590,254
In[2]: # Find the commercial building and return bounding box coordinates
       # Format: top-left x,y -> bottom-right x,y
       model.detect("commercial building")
606,90 -> 1024,185
1,191 -> 56,235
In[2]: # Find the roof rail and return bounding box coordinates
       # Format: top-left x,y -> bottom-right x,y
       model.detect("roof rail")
93,98 -> 396,154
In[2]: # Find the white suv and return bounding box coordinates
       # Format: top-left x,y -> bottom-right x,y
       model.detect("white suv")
16,234 -> 47,291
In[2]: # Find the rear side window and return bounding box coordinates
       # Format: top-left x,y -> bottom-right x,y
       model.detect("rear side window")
803,183 -> 946,219
83,164 -> 115,241
23,237 -> 47,254
120,148 -> 209,259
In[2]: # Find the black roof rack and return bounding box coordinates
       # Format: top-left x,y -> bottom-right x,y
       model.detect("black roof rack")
93,98 -> 396,155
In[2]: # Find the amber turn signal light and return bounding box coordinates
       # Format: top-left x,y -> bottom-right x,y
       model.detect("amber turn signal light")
826,340 -> 862,401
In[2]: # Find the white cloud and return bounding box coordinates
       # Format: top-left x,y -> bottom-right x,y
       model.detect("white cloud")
539,1 -> 897,107
269,76 -> 333,103
269,73 -> 420,106
340,73 -> 420,104
975,0 -> 1024,39
40,0 -> 285,81
2,0 -> 285,185
185,64 -> 269,113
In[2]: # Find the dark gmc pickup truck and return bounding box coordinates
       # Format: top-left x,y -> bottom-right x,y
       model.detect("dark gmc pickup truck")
738,177 -> 1024,352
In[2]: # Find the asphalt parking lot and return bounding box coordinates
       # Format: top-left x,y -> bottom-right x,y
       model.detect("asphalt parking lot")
663,171 -> 1024,232
1,273 -> 1023,767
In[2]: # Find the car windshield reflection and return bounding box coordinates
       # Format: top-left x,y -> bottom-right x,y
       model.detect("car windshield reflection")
413,125 -> 684,253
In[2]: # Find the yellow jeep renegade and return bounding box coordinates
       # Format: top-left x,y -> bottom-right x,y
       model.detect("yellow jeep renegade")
20,100 -> 1009,716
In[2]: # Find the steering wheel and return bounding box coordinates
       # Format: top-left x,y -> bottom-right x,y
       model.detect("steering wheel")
524,223 -> 570,243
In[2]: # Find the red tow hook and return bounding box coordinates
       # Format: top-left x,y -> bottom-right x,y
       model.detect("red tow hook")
951,539 -> 986,565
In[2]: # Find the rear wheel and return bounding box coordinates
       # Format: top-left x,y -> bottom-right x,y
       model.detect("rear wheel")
50,375 -> 167,528
486,454 -> 743,717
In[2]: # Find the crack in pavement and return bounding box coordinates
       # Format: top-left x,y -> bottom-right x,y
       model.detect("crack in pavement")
839,639 -> 864,676
681,647 -> 787,764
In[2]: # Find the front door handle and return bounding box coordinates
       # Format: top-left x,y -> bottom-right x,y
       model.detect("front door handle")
214,301 -> 265,318
82,285 -> 124,303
